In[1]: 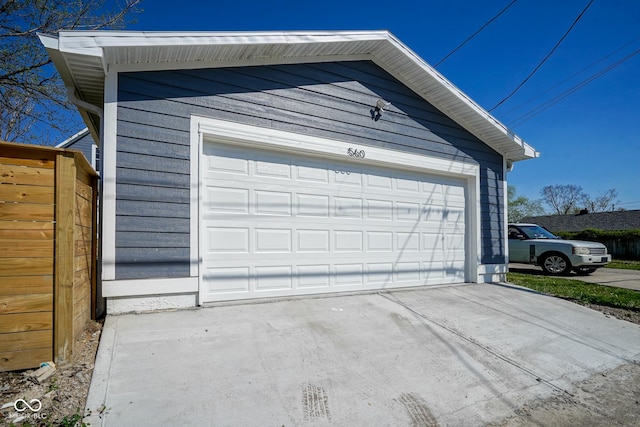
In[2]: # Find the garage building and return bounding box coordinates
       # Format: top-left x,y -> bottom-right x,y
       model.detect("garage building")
40,31 -> 538,313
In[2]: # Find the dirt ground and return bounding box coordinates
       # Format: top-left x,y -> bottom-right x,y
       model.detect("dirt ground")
0,320 -> 102,426
0,304 -> 638,426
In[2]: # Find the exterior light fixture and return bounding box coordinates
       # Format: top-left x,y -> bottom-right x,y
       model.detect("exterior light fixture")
371,99 -> 391,121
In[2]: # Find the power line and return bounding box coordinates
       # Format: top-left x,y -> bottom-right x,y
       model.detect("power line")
500,36 -> 640,119
434,0 -> 519,68
508,48 -> 639,127
489,0 -> 595,112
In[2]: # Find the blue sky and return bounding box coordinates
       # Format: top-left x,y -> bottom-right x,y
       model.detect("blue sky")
125,0 -> 640,210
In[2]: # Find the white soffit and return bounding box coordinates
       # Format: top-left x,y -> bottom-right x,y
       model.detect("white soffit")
40,30 -> 538,162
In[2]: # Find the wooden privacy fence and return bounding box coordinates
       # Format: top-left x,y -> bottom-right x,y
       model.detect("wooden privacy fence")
0,141 -> 98,371
600,238 -> 640,260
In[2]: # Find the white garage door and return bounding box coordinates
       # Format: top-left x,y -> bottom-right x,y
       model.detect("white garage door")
200,141 -> 466,302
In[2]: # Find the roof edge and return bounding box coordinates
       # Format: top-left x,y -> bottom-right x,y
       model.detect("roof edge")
42,30 -> 539,162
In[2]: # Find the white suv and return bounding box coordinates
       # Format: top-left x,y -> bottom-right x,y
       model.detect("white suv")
508,223 -> 611,275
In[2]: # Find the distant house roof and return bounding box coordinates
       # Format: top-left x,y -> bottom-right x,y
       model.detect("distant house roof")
38,30 -> 538,163
56,127 -> 90,149
522,210 -> 640,232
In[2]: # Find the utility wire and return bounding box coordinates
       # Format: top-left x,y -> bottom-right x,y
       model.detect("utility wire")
489,0 -> 595,112
500,36 -> 640,119
434,0 -> 519,68
508,48 -> 639,127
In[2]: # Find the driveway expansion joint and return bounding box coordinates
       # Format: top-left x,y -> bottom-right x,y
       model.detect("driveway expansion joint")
377,291 -> 575,398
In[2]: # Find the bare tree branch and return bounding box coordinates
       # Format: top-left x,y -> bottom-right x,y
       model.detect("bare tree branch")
541,184 -> 585,215
0,0 -> 142,144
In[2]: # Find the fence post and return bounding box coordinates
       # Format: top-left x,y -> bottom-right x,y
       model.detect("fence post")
54,152 -> 76,365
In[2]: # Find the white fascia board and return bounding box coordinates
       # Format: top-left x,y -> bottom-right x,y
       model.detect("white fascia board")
37,33 -> 59,50
59,30 -> 389,48
376,35 -> 538,162
56,127 -> 89,148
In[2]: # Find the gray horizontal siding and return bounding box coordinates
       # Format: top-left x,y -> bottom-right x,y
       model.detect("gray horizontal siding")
64,131 -> 98,171
115,60 -> 505,280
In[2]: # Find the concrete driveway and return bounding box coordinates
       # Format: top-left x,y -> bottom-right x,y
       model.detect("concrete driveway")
85,283 -> 640,426
509,263 -> 640,291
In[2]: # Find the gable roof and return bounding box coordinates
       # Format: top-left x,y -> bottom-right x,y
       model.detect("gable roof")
56,127 -> 91,149
39,30 -> 538,162
522,210 -> 640,232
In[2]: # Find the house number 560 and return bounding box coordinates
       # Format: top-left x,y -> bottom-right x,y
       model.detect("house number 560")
347,148 -> 365,158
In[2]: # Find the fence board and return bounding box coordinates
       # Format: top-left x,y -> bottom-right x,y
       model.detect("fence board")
0,184 -> 54,204
0,293 -> 52,315
0,239 -> 53,258
0,156 -> 55,169
0,164 -> 54,185
0,330 -> 52,352
0,202 -> 54,221
0,276 -> 52,295
0,348 -> 52,372
76,180 -> 93,201
0,258 -> 53,276
0,220 -> 54,238
0,312 -> 52,333
54,153 -> 76,364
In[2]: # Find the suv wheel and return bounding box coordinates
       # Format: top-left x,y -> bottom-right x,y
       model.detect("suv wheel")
541,253 -> 571,275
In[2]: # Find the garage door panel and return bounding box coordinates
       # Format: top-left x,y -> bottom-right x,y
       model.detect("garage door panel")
297,265 -> 331,288
255,266 -> 293,290
204,267 -> 250,293
205,187 -> 249,214
334,264 -> 364,286
333,169 -> 362,186
297,160 -> 330,183
334,231 -> 363,252
254,229 -> 292,253
334,197 -> 363,218
366,199 -> 393,220
366,174 -> 392,189
296,194 -> 330,217
366,232 -> 393,252
395,177 -> 420,192
255,157 -> 292,180
254,190 -> 292,216
203,145 -> 249,175
395,262 -> 421,282
396,232 -> 420,252
296,230 -> 330,252
206,227 -> 249,253
396,202 -> 421,221
201,141 -> 467,302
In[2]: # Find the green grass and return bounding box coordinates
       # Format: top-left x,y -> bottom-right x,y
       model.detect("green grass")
606,259 -> 640,270
506,272 -> 640,311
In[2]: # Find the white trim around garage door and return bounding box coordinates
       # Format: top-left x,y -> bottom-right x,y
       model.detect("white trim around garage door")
190,116 -> 482,304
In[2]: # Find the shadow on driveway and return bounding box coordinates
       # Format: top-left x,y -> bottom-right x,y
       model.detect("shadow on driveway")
85,283 -> 640,426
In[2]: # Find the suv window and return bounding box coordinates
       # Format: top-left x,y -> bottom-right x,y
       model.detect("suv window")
510,225 -> 558,240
